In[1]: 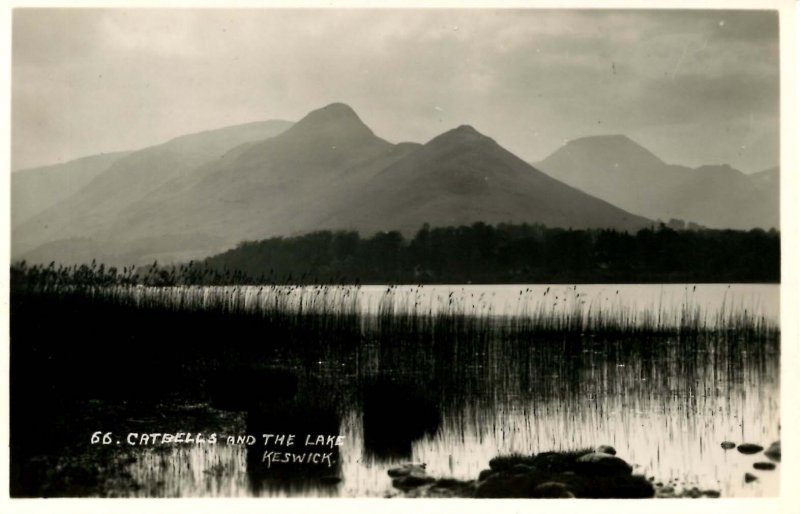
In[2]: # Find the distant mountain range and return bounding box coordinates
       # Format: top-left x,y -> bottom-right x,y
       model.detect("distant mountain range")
13,119 -> 293,263
317,121 -> 647,235
535,135 -> 779,230
12,151 -> 131,227
11,103 -> 779,266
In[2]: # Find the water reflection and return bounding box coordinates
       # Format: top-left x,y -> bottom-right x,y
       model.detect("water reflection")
362,377 -> 441,460
121,327 -> 778,498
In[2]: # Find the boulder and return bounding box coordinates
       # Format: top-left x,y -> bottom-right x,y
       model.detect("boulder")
764,441 -> 780,462
753,462 -> 776,471
567,474 -> 654,498
388,463 -> 426,477
529,452 -> 575,473
737,443 -> 764,454
410,449 -> 654,499
478,468 -> 495,481
596,445 -> 617,455
533,481 -> 575,498
474,469 -> 549,498
510,463 -> 534,475
575,452 -> 633,476
392,472 -> 435,490
685,487 -> 702,498
388,463 -> 435,491
489,454 -> 536,472
425,478 -> 476,498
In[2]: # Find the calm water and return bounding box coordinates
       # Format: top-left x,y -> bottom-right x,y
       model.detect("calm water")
119,284 -> 779,498
170,283 -> 779,326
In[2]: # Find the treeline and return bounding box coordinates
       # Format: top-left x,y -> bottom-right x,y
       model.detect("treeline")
10,222 -> 780,287
199,222 -> 779,284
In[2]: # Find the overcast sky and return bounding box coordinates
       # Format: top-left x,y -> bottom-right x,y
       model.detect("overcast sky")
12,8 -> 780,172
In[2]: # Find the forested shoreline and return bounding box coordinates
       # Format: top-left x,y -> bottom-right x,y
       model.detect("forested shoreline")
12,222 -> 780,287
199,223 -> 780,285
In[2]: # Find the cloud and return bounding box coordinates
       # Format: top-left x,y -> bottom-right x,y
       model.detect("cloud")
12,8 -> 780,172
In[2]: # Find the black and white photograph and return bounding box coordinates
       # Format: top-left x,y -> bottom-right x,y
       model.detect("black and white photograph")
2,1 -> 797,510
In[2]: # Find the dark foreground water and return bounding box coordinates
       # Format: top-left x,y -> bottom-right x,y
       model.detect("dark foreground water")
116,337 -> 779,498
10,284 -> 780,498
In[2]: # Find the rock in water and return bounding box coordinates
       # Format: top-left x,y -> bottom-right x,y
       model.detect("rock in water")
764,441 -> 781,462
489,454 -> 536,472
737,443 -> 764,455
597,445 -> 617,455
529,452 -> 574,472
510,464 -> 534,475
393,471 -> 435,490
575,452 -> 633,476
389,464 -> 434,490
478,469 -> 495,481
423,478 -> 476,498
744,473 -> 758,483
533,481 -> 575,498
720,441 -> 736,450
388,463 -> 427,477
753,462 -> 776,471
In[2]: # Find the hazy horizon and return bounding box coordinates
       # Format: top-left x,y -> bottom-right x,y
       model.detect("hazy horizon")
12,8 -> 779,173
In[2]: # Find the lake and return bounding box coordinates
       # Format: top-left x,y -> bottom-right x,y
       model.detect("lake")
113,284 -> 780,497
9,283 -> 780,498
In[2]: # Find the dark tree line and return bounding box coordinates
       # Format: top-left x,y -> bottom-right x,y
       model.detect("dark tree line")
198,222 -> 779,284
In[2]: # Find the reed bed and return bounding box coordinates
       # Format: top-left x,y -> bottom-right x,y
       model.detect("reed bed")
10,261 -> 779,401
11,274 -> 779,343
9,263 -> 780,499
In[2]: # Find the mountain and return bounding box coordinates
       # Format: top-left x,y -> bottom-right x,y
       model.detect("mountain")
14,104 -> 416,265
655,165 -> 778,230
11,151 -> 130,227
99,111 -> 649,263
14,103 -> 650,266
12,119 -> 294,261
90,103 -> 417,262
536,135 -> 779,230
534,135 -> 692,217
317,125 -> 650,235
750,166 -> 779,196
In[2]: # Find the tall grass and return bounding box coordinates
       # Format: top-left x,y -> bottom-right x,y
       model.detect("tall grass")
10,261 -> 778,413
9,262 -> 780,499
11,260 -> 779,342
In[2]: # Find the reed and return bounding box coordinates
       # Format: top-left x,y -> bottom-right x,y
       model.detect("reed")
11,260 -> 779,343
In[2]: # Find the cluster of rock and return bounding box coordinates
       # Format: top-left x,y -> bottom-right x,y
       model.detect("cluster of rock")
720,439 -> 780,484
388,445 -> 655,498
389,440 -> 782,498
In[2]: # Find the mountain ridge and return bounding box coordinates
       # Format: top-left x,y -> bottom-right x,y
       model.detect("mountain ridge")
15,102 -> 776,267
535,135 -> 778,230
11,151 -> 131,227
12,118 -> 295,259
316,122 -> 651,236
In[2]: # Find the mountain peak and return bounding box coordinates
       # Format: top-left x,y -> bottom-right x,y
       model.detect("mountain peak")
566,134 -> 641,149
428,124 -> 495,147
318,102 -> 358,116
283,102 -> 379,142
298,102 -> 361,124
553,134 -> 666,167
453,124 -> 479,134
